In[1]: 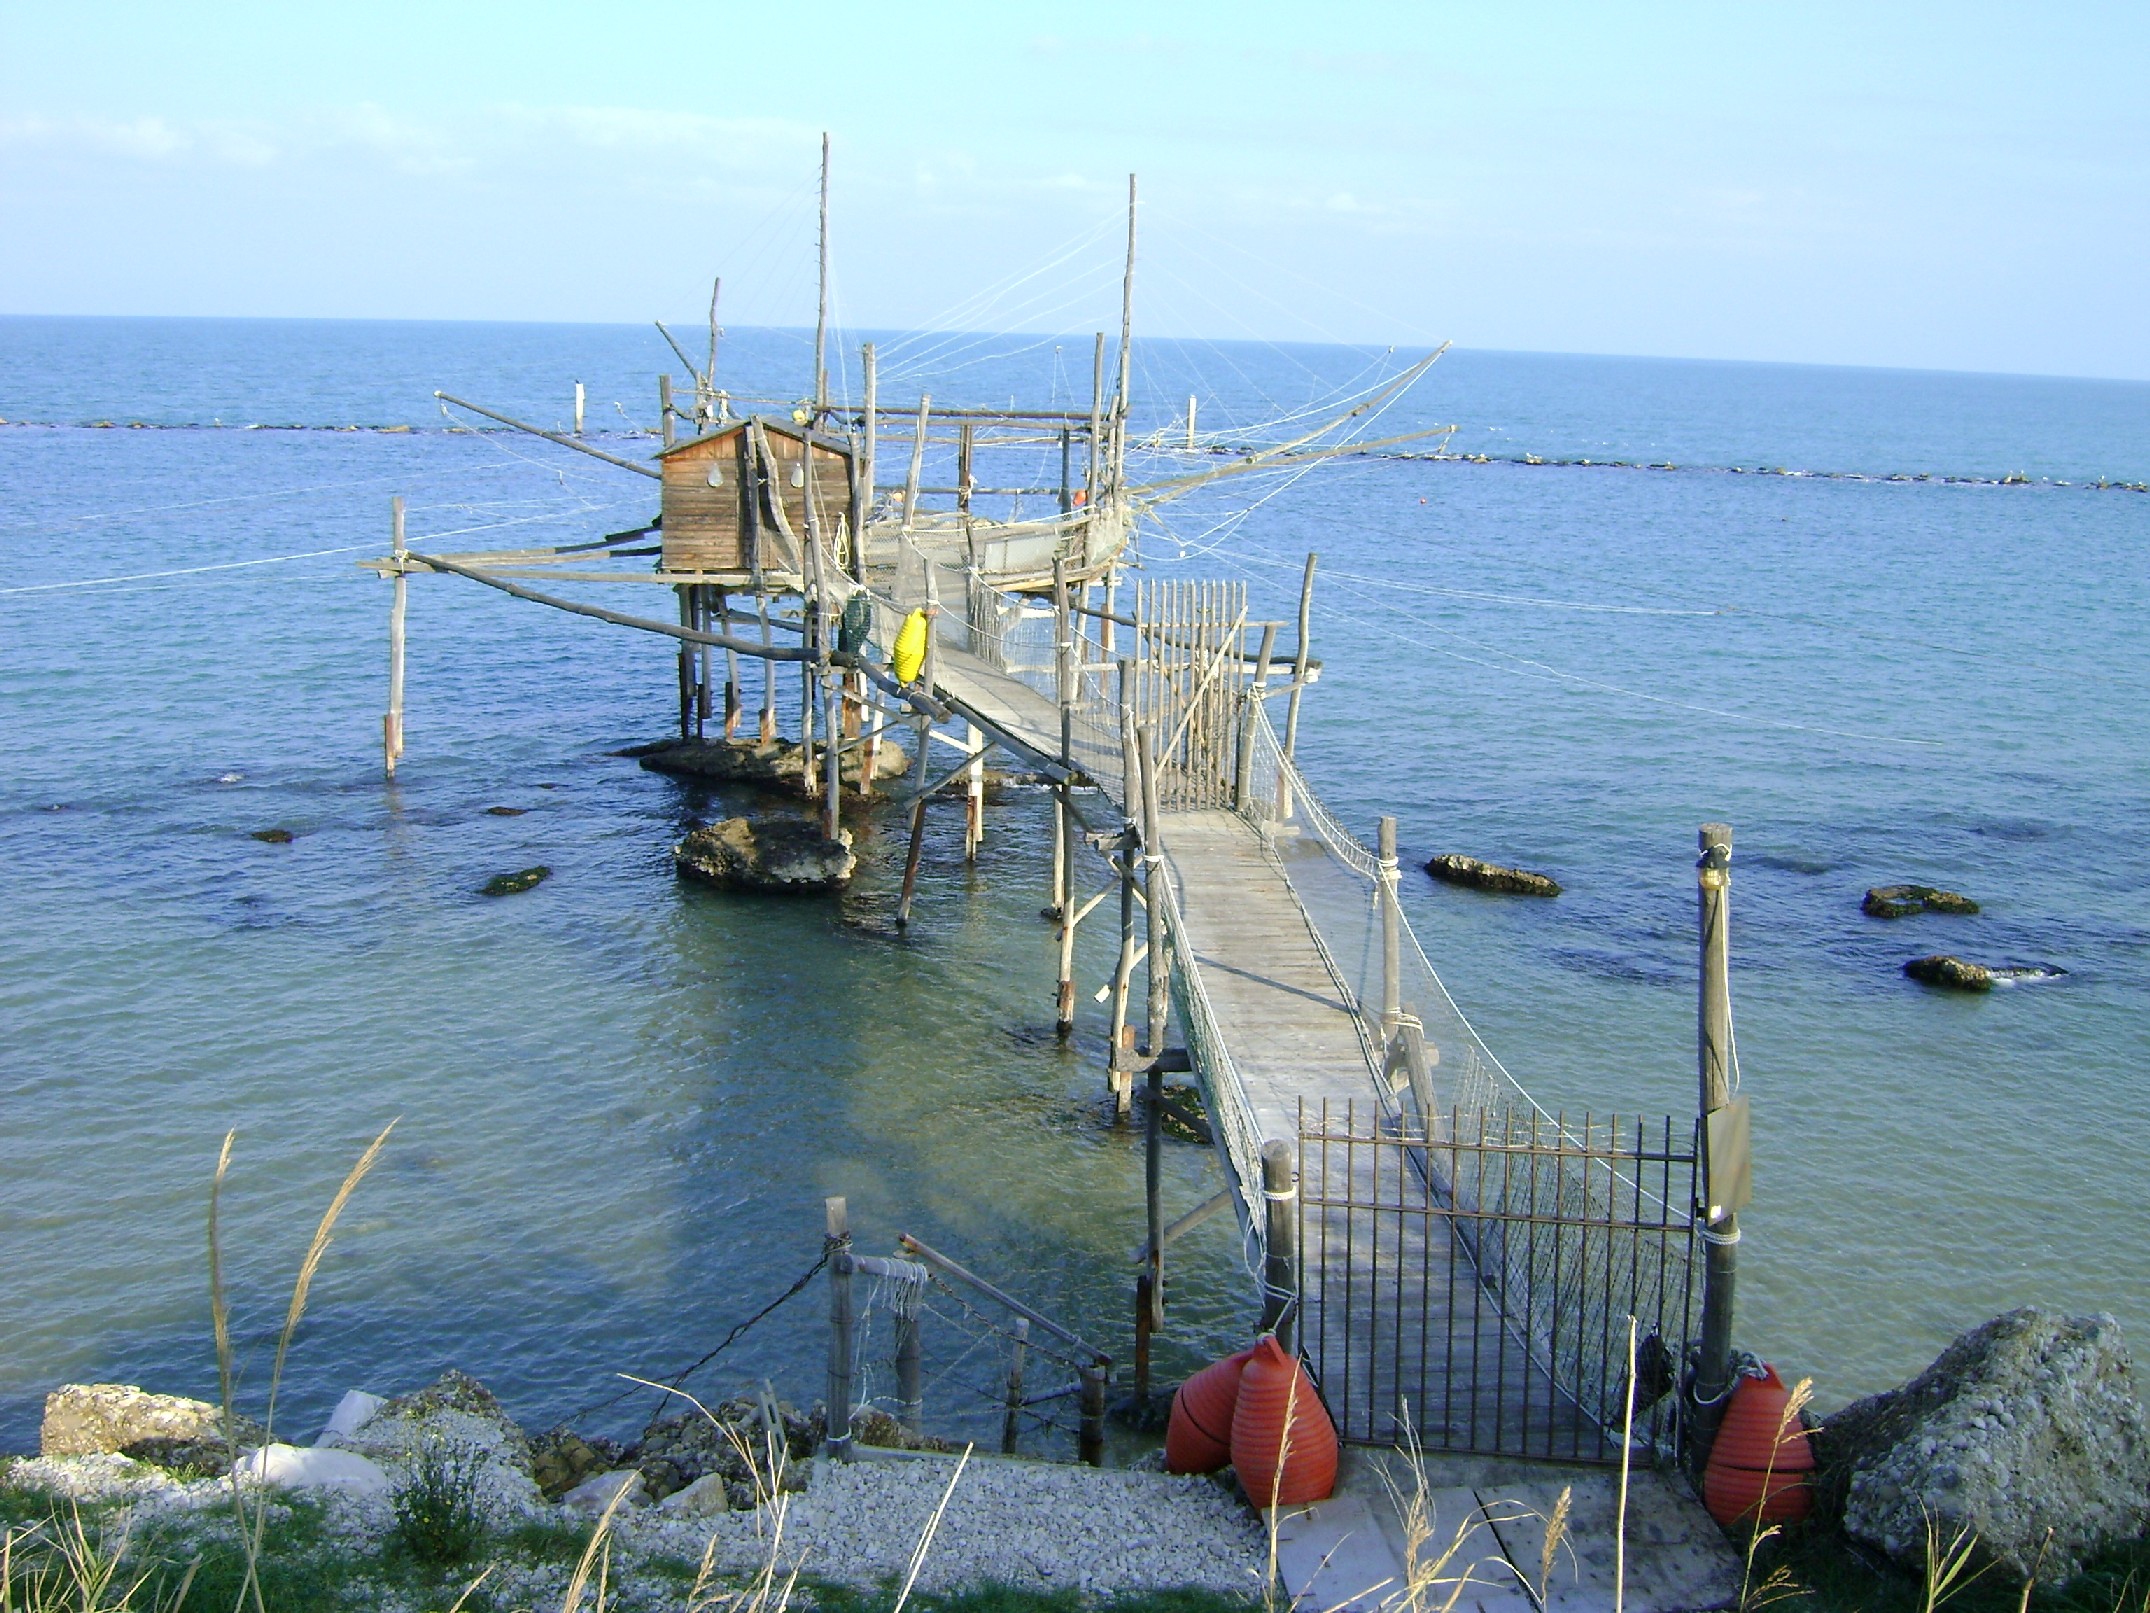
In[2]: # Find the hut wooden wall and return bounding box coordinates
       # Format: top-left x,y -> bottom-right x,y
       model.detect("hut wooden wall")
659,426 -> 852,576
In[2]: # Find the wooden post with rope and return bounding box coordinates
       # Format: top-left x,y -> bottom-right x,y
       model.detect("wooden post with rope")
1260,1140 -> 1298,1353
1002,1317 -> 1029,1455
1378,816 -> 1402,1033
1691,821 -> 1741,1474
1139,721 -> 1168,1060
825,1195 -> 854,1461
384,496 -> 407,778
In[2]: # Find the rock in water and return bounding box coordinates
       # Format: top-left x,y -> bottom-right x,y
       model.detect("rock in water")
634,736 -> 909,796
1864,884 -> 1981,918
675,817 -> 855,891
1819,1308 -> 2150,1583
1425,854 -> 1562,897
41,1384 -> 264,1474
1903,954 -> 1993,991
250,828 -> 295,844
482,866 -> 551,897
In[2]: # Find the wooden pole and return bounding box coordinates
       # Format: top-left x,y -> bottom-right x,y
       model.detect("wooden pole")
573,380 -> 585,437
757,597 -> 777,743
902,396 -> 930,534
1235,623 -> 1276,808
717,587 -> 741,737
676,587 -> 694,741
705,277 -> 721,424
1378,816 -> 1402,1034
1279,552 -> 1317,819
1138,722 -> 1167,1059
859,342 -> 877,559
1116,176 -> 1137,425
1054,558 -> 1078,1037
1185,394 -> 1196,449
1087,332 -> 1105,514
825,1196 -> 854,1461
1001,1317 -> 1029,1455
384,496 -> 407,778
1059,428 -> 1073,515
1108,659 -> 1139,1108
894,1286 -> 923,1439
1137,1061 -> 1164,1398
1259,1139 -> 1298,1352
1692,822 -> 1739,1472
1078,1365 -> 1106,1467
814,131 -> 830,421
658,374 -> 676,448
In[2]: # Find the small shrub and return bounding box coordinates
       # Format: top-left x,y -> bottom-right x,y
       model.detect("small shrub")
389,1440 -> 488,1568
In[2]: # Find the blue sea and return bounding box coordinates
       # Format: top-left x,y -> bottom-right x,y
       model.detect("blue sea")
2,314 -> 2146,1455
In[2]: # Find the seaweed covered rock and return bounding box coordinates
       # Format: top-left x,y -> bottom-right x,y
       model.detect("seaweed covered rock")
675,817 -> 854,891
40,1384 -> 263,1476
1819,1309 -> 2150,1584
1864,884 -> 1980,919
1425,854 -> 1561,898
1903,954 -> 1993,992
634,736 -> 908,796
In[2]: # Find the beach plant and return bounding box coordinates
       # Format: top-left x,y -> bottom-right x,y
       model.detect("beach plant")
389,1436 -> 489,1568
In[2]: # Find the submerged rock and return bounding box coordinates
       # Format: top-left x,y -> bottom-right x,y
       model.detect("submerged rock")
675,817 -> 854,891
1864,884 -> 1980,918
1819,1308 -> 2150,1583
250,827 -> 295,844
1903,954 -> 1994,992
41,1383 -> 263,1475
482,866 -> 551,897
634,736 -> 909,797
1425,854 -> 1562,898
484,805 -> 527,817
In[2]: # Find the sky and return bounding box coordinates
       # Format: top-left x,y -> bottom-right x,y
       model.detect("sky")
2,2 -> 2146,380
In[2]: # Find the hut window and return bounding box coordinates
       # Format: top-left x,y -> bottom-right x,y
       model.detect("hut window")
705,464 -> 724,488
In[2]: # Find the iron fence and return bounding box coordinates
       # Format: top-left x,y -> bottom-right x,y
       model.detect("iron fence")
1299,1098 -> 1700,1465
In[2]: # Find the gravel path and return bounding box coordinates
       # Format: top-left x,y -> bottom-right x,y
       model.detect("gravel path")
628,1452 -> 1267,1598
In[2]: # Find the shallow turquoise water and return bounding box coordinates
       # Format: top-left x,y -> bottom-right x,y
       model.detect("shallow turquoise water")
2,317 -> 2145,1452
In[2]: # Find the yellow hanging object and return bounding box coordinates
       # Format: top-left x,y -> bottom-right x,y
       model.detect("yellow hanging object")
892,608 -> 929,684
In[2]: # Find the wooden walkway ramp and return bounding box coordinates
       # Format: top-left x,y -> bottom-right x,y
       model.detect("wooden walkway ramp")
1163,810 -> 1598,1453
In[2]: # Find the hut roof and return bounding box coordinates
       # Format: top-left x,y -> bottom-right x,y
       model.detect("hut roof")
654,415 -> 854,460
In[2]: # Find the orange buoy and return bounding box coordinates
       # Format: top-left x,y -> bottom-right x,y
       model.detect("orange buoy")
1165,1347 -> 1254,1474
1229,1334 -> 1338,1507
1702,1363 -> 1814,1528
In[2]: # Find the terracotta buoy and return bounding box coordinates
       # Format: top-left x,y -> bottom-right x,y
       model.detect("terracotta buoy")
1702,1363 -> 1814,1528
1229,1334 -> 1338,1507
1165,1347 -> 1255,1474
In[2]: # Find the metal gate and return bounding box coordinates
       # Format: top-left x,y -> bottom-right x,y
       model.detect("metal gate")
1297,1099 -> 1701,1465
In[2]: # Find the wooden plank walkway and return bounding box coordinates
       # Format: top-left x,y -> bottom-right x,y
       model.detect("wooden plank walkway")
1162,810 -> 1600,1455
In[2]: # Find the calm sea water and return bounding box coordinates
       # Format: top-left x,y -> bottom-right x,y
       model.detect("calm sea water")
2,315 -> 2146,1454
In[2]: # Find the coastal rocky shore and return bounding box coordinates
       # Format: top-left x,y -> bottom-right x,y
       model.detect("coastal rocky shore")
6,1370 -> 1263,1605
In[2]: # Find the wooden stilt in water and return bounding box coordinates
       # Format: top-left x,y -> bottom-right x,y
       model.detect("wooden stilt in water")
1001,1317 -> 1028,1455
716,587 -> 741,737
825,1196 -> 854,1461
1052,558 -> 1077,1037
894,1287 -> 922,1439
963,721 -> 984,860
758,596 -> 777,743
1108,659 -> 1138,1112
1135,1060 -> 1164,1401
573,380 -> 585,437
1139,721 -> 1168,1058
676,586 -> 694,741
384,496 -> 407,778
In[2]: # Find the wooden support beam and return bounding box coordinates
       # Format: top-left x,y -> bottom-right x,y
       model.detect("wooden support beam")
1139,721 -> 1168,1060
1001,1317 -> 1028,1456
1279,552 -> 1317,820
384,496 -> 407,778
433,391 -> 660,479
1691,821 -> 1740,1476
1259,1140 -> 1298,1352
